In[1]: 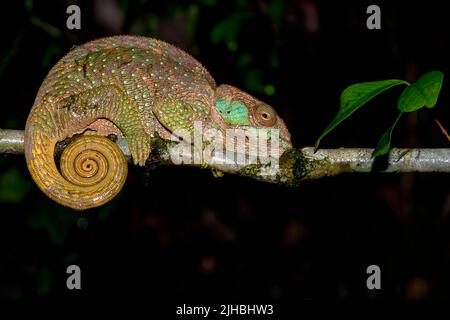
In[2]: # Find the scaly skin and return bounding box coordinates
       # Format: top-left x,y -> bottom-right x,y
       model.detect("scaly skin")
25,35 -> 292,210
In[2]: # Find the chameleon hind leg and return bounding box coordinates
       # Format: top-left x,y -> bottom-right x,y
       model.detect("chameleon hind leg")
65,85 -> 151,166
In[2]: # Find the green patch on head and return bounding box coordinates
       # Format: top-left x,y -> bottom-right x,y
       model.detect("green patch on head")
215,99 -> 249,125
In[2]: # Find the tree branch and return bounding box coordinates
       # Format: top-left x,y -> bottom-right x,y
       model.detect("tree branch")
0,129 -> 24,154
1,129 -> 449,187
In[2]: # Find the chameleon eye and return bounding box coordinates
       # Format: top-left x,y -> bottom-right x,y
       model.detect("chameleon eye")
255,104 -> 277,126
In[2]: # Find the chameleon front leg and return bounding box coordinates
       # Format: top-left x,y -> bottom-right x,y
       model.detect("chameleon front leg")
152,96 -> 225,177
152,98 -> 203,133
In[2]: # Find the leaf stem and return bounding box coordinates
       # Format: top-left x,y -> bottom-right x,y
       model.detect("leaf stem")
434,118 -> 450,143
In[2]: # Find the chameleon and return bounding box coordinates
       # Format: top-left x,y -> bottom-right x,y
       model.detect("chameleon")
24,35 -> 292,210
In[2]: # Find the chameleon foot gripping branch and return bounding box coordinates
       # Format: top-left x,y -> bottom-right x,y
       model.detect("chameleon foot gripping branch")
22,36 -> 292,210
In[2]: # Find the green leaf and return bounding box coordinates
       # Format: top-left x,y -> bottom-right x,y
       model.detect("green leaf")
372,112 -> 403,157
397,71 -> 444,112
315,79 -> 409,150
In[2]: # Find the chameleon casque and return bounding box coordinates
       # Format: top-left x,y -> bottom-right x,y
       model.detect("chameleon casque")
25,35 -> 292,210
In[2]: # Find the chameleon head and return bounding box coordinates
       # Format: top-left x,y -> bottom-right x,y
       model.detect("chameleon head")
213,84 -> 292,153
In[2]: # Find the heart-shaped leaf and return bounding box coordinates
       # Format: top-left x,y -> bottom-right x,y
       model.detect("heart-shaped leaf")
372,112 -> 402,157
397,71 -> 444,112
315,79 -> 408,150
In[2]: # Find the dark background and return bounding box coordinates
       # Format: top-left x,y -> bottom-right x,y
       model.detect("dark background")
0,0 -> 449,310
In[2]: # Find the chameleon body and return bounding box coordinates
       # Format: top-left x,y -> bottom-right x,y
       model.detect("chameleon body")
25,36 -> 292,210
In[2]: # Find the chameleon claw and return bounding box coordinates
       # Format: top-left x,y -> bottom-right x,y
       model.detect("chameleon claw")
139,141 -> 150,166
139,146 -> 145,166
127,137 -> 149,166
211,168 -> 224,178
200,163 -> 209,169
131,143 -> 137,165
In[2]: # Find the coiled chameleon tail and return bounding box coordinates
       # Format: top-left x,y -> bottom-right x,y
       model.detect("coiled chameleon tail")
25,119 -> 128,210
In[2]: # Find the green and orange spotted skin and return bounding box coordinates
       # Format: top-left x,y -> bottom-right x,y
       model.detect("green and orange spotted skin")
24,35 -> 292,210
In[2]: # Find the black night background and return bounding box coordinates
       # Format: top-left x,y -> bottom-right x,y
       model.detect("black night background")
0,0 -> 449,313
